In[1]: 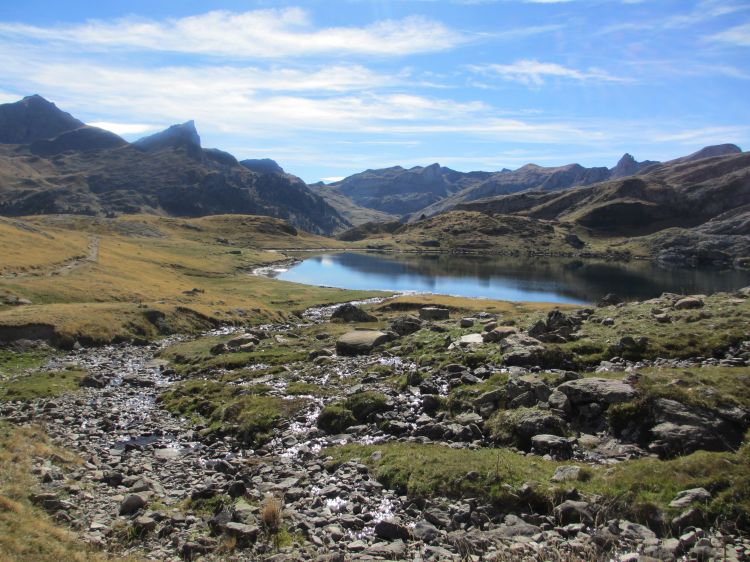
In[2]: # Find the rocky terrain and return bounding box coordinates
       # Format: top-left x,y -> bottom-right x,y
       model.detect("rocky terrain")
2,288 -> 750,561
0,96 -> 348,235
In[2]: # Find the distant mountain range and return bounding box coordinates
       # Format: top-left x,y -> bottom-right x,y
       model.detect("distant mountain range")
312,147 -> 740,225
0,94 -> 747,267
0,95 -> 348,235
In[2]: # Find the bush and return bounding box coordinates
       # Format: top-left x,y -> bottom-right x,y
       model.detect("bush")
317,404 -> 357,433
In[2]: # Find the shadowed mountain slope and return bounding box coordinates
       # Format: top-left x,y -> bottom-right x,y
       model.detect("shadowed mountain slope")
0,96 -> 348,235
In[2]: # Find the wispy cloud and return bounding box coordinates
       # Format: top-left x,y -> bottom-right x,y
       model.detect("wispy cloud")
708,22 -> 750,47
469,59 -> 626,85
601,0 -> 749,34
0,8 -> 468,58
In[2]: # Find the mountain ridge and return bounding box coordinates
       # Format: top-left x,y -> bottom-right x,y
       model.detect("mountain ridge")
0,95 -> 349,235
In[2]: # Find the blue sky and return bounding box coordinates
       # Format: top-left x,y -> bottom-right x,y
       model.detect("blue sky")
0,0 -> 748,183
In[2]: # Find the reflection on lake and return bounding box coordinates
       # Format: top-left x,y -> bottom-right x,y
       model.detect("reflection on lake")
274,252 -> 750,304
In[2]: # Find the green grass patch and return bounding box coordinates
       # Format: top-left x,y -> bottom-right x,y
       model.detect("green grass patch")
559,293 -> 750,366
0,368 -> 86,401
0,348 -> 57,375
158,336 -> 309,375
328,438 -> 750,528
159,380 -> 307,445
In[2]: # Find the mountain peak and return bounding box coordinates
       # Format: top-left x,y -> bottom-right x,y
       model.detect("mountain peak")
682,144 -> 742,163
610,152 -> 659,179
0,94 -> 84,144
134,120 -> 201,153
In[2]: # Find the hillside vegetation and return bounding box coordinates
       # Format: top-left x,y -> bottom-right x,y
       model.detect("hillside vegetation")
0,214 -> 381,347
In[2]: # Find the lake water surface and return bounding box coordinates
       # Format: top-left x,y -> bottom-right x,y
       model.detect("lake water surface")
274,252 -> 750,304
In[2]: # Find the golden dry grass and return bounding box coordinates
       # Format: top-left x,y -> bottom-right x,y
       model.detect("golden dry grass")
0,422 -> 139,562
0,214 -> 383,344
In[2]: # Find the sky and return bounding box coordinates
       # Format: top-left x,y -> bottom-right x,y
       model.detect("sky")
0,0 -> 748,183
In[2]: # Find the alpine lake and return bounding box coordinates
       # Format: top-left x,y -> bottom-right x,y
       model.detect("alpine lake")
273,251 -> 750,304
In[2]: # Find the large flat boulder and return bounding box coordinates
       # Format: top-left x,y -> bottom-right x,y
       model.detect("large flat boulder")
556,377 -> 636,405
336,330 -> 390,356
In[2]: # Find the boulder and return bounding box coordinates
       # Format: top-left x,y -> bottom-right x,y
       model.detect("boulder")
419,307 -> 449,321
556,377 -> 636,406
223,522 -> 259,546
554,500 -> 594,525
331,303 -> 377,323
450,333 -> 484,349
551,465 -> 582,482
389,315 -> 423,336
336,331 -> 390,356
669,488 -> 711,508
226,334 -> 259,349
412,520 -> 441,543
374,518 -> 410,541
648,398 -> 745,457
674,296 -> 704,310
119,494 -> 147,515
499,334 -> 546,367
531,434 -> 574,458
482,326 -> 518,343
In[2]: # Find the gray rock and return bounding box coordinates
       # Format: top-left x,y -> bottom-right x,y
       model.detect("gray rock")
389,315 -> 423,336
531,434 -> 574,458
374,518 -> 410,540
499,334 -> 546,367
556,377 -> 636,405
554,500 -> 594,525
119,493 -> 147,515
419,307 -> 450,321
674,296 -> 704,310
551,465 -> 582,483
331,303 -> 377,323
336,330 -> 390,356
412,520 -> 440,543
224,522 -> 259,545
669,487 -> 711,508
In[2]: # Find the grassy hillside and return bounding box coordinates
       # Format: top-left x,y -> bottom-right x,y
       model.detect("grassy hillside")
344,210 -> 647,257
0,214 -> 382,346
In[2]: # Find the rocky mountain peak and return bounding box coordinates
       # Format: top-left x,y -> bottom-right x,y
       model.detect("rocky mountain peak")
0,94 -> 84,144
610,152 -> 659,179
134,120 -> 201,154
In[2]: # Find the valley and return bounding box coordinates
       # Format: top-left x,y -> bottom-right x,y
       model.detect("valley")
0,94 -> 749,562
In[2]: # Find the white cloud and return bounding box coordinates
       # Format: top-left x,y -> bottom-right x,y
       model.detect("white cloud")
320,176 -> 345,183
652,126 -> 750,144
0,8 -> 467,58
469,59 -> 626,86
601,0 -> 749,34
708,22 -> 750,47
88,121 -> 161,136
